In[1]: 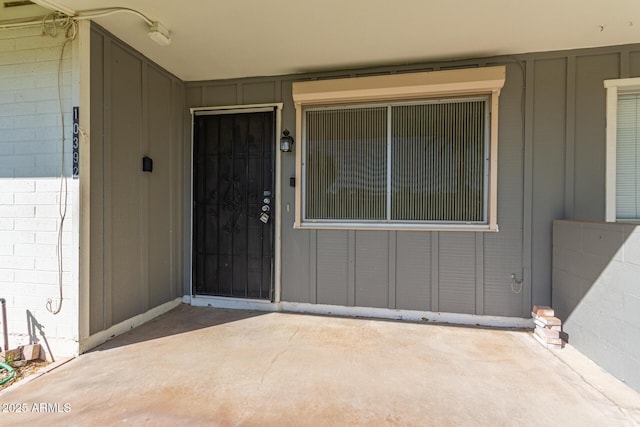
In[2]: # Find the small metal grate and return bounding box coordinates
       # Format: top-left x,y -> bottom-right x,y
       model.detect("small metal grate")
3,1 -> 34,8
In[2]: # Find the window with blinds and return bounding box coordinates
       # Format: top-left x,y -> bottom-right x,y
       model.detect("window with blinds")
303,97 -> 489,224
616,92 -> 640,220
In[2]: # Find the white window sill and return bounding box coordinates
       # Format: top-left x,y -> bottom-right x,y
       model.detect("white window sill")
612,219 -> 640,224
294,222 -> 498,232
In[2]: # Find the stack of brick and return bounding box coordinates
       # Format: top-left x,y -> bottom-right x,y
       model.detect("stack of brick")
0,344 -> 41,367
531,306 -> 564,349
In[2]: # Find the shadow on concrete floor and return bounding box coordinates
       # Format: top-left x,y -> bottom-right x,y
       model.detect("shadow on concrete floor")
92,304 -> 267,352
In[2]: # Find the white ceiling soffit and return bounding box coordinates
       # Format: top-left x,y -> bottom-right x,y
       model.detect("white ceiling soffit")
0,1 -> 51,21
32,0 -> 640,82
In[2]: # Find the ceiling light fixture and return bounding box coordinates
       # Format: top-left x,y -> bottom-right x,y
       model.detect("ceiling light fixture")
148,21 -> 171,46
33,2 -> 173,47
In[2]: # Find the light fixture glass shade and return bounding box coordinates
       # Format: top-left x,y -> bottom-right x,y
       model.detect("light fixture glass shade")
280,129 -> 294,152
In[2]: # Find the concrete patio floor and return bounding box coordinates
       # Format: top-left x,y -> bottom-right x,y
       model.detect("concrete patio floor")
1,304 -> 639,426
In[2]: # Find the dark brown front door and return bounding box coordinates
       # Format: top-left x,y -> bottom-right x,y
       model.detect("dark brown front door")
193,110 -> 274,299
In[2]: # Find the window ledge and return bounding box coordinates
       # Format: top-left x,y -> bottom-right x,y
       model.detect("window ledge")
611,219 -> 640,224
294,222 -> 498,232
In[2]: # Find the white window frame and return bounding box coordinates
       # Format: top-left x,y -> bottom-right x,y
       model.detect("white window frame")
292,66 -> 506,232
604,77 -> 640,222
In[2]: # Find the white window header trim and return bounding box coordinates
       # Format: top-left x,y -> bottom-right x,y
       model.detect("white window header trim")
292,66 -> 506,106
604,77 -> 640,90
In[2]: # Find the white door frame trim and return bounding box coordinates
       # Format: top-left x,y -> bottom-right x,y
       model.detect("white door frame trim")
188,103 -> 284,302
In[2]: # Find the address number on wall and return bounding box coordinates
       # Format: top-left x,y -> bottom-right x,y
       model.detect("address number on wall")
73,107 -> 79,179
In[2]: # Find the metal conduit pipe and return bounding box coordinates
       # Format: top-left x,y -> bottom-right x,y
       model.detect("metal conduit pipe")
0,298 -> 8,352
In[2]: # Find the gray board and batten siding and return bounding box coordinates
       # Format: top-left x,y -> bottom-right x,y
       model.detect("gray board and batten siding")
89,26 -> 185,334
91,21 -> 640,320
186,44 -> 640,318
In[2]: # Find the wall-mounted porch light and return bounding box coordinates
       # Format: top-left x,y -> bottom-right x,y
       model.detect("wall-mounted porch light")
280,129 -> 294,152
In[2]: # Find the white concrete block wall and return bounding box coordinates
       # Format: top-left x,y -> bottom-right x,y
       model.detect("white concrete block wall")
0,26 -> 79,359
